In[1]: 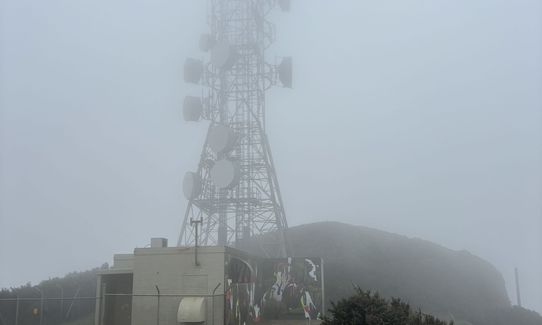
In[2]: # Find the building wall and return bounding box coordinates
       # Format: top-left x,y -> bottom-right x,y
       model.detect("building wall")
224,257 -> 324,324
130,246 -> 226,325
96,246 -> 324,325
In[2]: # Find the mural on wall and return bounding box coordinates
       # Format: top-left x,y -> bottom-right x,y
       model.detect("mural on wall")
225,257 -> 260,324
225,256 -> 324,324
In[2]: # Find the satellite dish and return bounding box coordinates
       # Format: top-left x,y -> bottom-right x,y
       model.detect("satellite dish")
278,57 -> 292,88
199,33 -> 214,52
211,40 -> 237,70
183,172 -> 202,200
177,297 -> 206,323
184,58 -> 204,83
208,124 -> 236,153
183,96 -> 203,121
210,159 -> 240,189
278,0 -> 290,12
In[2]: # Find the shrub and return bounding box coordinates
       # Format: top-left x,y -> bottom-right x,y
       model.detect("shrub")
322,287 -> 453,325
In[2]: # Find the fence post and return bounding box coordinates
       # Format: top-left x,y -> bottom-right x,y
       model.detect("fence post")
56,284 -> 64,319
15,295 -> 20,325
155,285 -> 160,325
211,283 -> 221,325
35,287 -> 44,325
65,287 -> 80,319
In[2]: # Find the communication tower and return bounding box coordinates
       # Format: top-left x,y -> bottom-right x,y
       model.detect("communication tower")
178,0 -> 292,258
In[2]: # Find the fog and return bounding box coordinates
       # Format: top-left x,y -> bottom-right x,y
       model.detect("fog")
1,0 -> 541,314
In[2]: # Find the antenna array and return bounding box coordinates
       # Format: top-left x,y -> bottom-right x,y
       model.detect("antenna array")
178,0 -> 292,258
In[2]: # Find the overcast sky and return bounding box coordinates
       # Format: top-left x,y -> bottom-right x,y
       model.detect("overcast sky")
1,0 -> 541,314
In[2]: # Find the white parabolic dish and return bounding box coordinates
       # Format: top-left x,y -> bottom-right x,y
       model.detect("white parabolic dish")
184,58 -> 204,84
211,159 -> 240,188
183,172 -> 202,200
208,124 -> 236,153
199,33 -> 214,52
183,96 -> 203,121
211,40 -> 237,69
177,297 -> 205,323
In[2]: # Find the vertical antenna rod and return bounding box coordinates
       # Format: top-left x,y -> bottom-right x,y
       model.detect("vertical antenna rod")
515,267 -> 522,307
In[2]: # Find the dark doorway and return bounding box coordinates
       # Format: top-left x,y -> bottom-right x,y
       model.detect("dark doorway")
100,273 -> 133,325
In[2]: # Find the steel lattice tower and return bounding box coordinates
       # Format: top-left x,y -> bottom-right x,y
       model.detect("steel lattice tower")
178,0 -> 292,257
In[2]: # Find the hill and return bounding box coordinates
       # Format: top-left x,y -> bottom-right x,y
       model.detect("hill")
1,222 -> 540,324
242,221 -> 541,325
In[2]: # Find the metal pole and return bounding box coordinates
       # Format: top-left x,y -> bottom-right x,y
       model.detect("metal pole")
15,295 -> 19,325
35,287 -> 44,325
65,287 -> 80,319
191,217 -> 203,266
211,283 -> 221,325
155,285 -> 160,325
515,267 -> 522,307
195,220 -> 198,266
56,284 -> 64,319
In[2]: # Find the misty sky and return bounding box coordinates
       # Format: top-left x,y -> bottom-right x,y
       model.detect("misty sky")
1,0 -> 541,314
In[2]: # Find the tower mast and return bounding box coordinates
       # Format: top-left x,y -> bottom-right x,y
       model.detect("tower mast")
179,0 -> 292,258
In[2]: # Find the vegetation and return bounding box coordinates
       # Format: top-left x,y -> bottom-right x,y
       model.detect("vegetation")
0,264 -> 107,325
322,287 -> 453,325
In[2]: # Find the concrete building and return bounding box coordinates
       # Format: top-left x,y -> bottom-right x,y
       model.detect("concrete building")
95,239 -> 324,325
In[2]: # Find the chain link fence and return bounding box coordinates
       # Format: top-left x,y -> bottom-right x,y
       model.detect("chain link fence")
0,295 -> 96,325
0,294 -> 223,325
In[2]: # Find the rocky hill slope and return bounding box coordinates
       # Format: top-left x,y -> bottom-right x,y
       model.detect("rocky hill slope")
243,221 -> 541,324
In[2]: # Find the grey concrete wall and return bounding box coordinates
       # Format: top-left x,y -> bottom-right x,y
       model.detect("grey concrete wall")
130,246 -> 226,325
